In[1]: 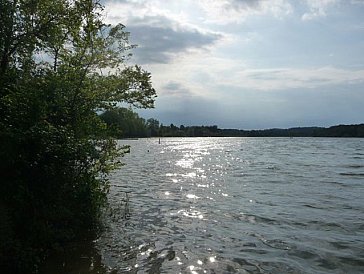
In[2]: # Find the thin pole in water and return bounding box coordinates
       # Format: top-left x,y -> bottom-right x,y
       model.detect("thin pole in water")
123,191 -> 131,219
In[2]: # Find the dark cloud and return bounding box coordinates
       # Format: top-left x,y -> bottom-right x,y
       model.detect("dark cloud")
162,81 -> 194,97
125,16 -> 222,64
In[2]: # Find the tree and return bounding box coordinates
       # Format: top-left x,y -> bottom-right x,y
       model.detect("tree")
0,0 -> 156,272
100,107 -> 148,138
146,118 -> 160,137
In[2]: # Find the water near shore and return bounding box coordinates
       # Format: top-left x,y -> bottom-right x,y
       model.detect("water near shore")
44,137 -> 364,273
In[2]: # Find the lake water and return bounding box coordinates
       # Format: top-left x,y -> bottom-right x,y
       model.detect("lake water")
43,137 -> 364,274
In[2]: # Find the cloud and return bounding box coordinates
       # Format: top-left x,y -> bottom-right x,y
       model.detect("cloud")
152,49 -> 364,93
138,82 -> 364,129
126,21 -> 221,64
301,0 -> 337,21
197,0 -> 293,23
104,1 -> 222,64
216,66 -> 364,91
161,81 -> 194,97
350,0 -> 364,5
104,0 -> 364,129
163,58 -> 364,93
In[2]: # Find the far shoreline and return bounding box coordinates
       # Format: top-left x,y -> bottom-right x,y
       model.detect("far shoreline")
117,123 -> 364,138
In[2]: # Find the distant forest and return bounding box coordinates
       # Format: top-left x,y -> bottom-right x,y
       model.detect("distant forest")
100,108 -> 364,138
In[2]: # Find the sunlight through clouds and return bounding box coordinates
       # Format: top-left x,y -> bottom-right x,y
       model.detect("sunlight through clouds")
105,0 -> 364,128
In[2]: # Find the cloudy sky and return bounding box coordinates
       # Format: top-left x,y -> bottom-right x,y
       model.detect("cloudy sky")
104,0 -> 364,129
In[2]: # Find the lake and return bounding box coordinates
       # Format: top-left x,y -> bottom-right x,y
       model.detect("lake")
43,137 -> 364,274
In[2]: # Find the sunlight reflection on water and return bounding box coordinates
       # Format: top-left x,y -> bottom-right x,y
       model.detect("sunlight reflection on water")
44,137 -> 364,274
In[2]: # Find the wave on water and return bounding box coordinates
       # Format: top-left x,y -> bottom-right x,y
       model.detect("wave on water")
43,137 -> 364,273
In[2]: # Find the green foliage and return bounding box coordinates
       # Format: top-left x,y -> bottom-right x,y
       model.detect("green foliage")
0,0 -> 156,272
100,107 -> 148,138
146,118 -> 160,137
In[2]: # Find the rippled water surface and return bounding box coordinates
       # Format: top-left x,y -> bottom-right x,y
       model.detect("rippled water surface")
46,138 -> 364,273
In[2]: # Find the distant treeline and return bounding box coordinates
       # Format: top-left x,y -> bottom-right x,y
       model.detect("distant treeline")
100,108 -> 364,138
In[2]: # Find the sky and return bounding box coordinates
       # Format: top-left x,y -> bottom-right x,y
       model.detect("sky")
104,0 -> 364,129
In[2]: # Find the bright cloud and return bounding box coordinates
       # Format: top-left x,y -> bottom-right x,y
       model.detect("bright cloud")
302,0 -> 337,21
223,66 -> 364,91
197,0 -> 293,23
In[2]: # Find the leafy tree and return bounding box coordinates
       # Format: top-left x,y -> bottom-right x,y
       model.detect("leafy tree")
146,118 -> 160,137
100,107 -> 148,138
0,0 -> 156,272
